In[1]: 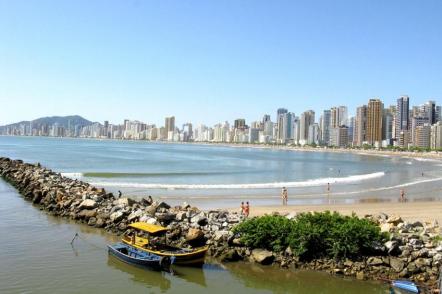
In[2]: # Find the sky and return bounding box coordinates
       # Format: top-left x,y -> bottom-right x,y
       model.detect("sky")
0,0 -> 441,127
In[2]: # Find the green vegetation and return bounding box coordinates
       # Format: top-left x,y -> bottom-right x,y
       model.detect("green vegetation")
233,211 -> 388,260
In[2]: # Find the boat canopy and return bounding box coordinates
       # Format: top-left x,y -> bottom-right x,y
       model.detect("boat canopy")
128,222 -> 168,235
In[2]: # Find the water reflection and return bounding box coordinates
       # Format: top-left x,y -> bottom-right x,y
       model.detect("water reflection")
224,262 -> 389,294
107,256 -> 172,292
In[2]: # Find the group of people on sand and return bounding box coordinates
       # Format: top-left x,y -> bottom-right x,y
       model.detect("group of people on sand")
240,201 -> 250,217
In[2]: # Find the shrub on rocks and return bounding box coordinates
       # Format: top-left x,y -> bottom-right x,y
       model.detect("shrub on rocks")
232,211 -> 389,260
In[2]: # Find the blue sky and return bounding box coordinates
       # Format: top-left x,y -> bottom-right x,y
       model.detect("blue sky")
0,0 -> 441,126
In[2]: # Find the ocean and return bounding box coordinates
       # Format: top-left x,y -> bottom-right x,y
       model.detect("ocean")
1,135 -> 441,208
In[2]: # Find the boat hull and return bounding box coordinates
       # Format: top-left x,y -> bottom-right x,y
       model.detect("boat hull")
122,240 -> 208,266
108,243 -> 172,271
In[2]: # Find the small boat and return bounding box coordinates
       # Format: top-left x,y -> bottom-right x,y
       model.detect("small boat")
108,242 -> 174,271
391,280 -> 420,293
122,222 -> 208,266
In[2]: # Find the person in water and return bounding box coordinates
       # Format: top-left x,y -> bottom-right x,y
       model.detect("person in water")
327,183 -> 330,193
244,202 -> 250,217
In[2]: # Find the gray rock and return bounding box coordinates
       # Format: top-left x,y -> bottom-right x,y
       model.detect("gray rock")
78,199 -> 97,210
387,215 -> 403,225
251,249 -> 274,265
367,257 -> 383,266
78,209 -> 97,219
110,211 -> 124,223
213,230 -> 229,242
113,197 -> 134,207
127,209 -> 143,222
186,228 -> 204,242
390,258 -> 406,272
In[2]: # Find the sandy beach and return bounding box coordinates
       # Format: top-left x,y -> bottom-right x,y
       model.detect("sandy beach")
230,201 -> 442,224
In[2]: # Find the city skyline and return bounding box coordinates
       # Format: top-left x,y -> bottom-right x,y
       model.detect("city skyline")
1,1 -> 442,126
2,96 -> 441,150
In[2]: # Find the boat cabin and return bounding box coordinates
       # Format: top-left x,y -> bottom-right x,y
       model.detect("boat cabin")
123,222 -> 170,250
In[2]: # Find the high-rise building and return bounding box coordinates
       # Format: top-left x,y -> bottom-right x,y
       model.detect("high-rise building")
299,110 -> 315,145
338,106 -> 348,126
431,122 -> 442,149
277,112 -> 294,143
320,110 -> 331,145
395,96 -> 409,141
382,109 -> 394,143
366,99 -> 384,146
411,116 -> 430,146
262,114 -> 271,124
353,105 -> 367,146
307,123 -> 319,145
234,119 -> 246,130
414,124 -> 431,148
436,106 -> 441,123
347,116 -> 355,144
165,116 -> 175,133
277,108 -> 288,119
330,126 -> 349,147
423,101 -> 436,124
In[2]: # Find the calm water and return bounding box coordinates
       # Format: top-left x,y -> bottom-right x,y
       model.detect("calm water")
1,136 -> 442,208
0,179 -> 389,293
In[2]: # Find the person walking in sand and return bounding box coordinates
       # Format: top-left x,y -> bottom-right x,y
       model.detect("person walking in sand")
244,202 -> 250,217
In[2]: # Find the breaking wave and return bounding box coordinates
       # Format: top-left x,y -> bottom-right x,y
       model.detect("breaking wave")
62,171 -> 255,178
88,171 -> 385,190
61,172 -> 83,178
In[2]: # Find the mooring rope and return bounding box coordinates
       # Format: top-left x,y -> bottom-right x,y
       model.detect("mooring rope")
71,232 -> 106,251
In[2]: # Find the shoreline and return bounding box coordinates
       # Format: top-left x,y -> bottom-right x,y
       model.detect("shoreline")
229,201 -> 442,224
2,134 -> 442,161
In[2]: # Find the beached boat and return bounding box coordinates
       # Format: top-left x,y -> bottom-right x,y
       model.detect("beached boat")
122,222 -> 208,266
391,280 -> 420,293
108,242 -> 174,271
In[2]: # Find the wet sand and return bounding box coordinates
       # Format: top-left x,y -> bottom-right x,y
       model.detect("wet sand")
230,201 -> 442,224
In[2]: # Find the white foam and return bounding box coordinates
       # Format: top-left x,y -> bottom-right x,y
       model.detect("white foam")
89,171 -> 385,190
412,158 -> 442,163
61,172 -> 83,178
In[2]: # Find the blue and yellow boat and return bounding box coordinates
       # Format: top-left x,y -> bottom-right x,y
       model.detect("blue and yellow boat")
122,222 -> 208,266
108,242 -> 174,271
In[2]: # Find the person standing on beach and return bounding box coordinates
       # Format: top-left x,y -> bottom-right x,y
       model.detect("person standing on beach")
240,202 -> 245,215
281,187 -> 288,205
400,189 -> 406,202
327,183 -> 330,193
244,202 -> 250,217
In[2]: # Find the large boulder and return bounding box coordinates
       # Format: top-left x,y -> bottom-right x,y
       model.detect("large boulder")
251,249 -> 274,265
367,257 -> 383,266
387,215 -> 403,225
78,209 -> 97,220
110,211 -> 124,223
128,209 -> 143,222
78,199 -> 97,210
186,228 -> 205,242
390,258 -> 406,272
113,197 -> 134,207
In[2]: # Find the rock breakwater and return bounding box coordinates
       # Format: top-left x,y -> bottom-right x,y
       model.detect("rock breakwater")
1,157 -> 441,290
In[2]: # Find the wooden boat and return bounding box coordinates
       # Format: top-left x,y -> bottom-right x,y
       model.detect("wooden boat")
122,222 -> 208,266
391,280 -> 420,293
108,242 -> 174,271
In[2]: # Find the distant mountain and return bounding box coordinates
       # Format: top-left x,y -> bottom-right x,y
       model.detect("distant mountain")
0,115 -> 93,130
